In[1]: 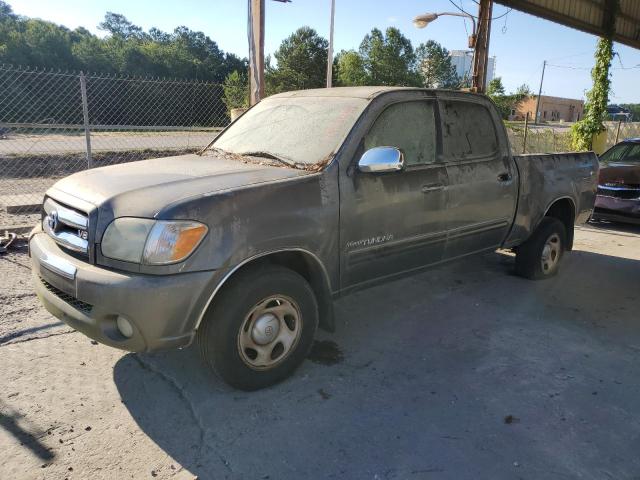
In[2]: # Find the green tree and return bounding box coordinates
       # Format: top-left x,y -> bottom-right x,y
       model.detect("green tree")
99,12 -> 144,39
71,27 -> 114,72
223,70 -> 249,111
359,27 -> 420,86
266,26 -> 328,93
486,77 -> 506,97
0,10 -> 77,70
0,2 -> 246,82
0,0 -> 13,17
415,40 -> 458,88
620,104 -> 640,121
334,49 -> 367,86
485,79 -> 529,119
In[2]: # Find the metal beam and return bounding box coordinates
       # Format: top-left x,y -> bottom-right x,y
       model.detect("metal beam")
496,0 -> 638,49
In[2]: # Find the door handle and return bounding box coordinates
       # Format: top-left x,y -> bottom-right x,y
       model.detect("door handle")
497,172 -> 513,182
421,183 -> 445,193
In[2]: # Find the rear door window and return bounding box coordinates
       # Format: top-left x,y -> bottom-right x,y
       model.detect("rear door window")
440,100 -> 498,160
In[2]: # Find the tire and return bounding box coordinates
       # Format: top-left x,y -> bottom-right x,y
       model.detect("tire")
197,265 -> 318,390
515,217 -> 567,280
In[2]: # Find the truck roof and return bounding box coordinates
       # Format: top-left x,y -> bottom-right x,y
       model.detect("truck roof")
268,86 -> 479,100
269,86 -> 489,102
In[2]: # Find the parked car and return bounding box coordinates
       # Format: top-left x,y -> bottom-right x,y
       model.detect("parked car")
593,138 -> 640,224
29,87 -> 598,390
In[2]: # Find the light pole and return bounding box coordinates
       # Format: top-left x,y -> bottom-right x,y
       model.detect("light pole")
413,12 -> 477,48
534,60 -> 546,125
326,0 -> 336,88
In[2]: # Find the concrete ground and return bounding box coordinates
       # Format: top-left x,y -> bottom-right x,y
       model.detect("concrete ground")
1,223 -> 640,480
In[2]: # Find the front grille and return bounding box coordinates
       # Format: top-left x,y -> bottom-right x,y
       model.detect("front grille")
597,185 -> 640,200
43,198 -> 90,255
40,276 -> 93,314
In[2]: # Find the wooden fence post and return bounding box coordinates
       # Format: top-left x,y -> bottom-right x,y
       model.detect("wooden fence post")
522,112 -> 529,154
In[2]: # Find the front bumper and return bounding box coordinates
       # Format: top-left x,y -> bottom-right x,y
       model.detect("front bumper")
594,195 -> 640,224
30,230 -> 215,352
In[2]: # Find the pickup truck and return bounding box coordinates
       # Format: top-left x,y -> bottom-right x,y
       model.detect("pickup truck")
30,87 -> 598,390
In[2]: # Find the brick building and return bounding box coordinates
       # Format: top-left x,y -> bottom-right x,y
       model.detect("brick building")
511,95 -> 584,122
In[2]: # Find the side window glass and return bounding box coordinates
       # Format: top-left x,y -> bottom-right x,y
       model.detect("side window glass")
441,100 -> 498,160
364,101 -> 437,166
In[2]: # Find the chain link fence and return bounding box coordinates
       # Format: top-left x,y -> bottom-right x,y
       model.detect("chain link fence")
0,64 -> 229,227
604,121 -> 640,145
506,125 -> 573,154
506,121 -> 640,155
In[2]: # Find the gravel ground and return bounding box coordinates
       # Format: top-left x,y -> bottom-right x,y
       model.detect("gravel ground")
1,223 -> 640,479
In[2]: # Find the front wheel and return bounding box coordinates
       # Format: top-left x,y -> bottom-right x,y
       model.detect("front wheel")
515,217 -> 567,280
197,265 -> 318,390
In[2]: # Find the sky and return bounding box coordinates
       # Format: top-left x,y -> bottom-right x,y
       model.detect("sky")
7,0 -> 640,103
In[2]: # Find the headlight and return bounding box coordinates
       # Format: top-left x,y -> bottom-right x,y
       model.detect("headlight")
101,218 -> 155,263
143,220 -> 208,264
101,218 -> 207,265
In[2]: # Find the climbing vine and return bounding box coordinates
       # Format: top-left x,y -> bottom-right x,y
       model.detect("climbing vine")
571,0 -> 618,151
570,37 -> 614,151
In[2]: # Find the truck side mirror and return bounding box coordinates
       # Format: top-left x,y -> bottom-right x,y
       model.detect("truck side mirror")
358,146 -> 404,173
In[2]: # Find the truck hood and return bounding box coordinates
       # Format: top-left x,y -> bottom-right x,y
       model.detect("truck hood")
599,163 -> 640,186
48,153 -> 312,218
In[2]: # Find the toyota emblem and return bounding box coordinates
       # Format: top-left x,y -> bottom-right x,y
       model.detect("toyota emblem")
47,210 -> 59,232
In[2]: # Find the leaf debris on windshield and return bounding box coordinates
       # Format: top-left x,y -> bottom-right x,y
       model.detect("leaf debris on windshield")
202,147 -> 329,171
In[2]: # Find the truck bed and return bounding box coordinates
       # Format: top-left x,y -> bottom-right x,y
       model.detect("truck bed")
504,151 -> 599,248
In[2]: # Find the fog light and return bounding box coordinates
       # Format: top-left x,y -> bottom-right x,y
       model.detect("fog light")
116,316 -> 134,338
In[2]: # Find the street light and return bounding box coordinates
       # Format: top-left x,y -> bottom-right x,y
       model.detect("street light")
413,12 -> 477,48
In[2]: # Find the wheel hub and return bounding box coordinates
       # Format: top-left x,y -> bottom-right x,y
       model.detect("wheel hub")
251,313 -> 280,345
238,296 -> 303,370
540,233 -> 561,273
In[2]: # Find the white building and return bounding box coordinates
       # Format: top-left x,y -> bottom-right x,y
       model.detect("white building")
449,50 -> 496,88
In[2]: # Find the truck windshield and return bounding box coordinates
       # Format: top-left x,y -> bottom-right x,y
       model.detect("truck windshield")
599,144 -> 630,164
210,95 -> 367,167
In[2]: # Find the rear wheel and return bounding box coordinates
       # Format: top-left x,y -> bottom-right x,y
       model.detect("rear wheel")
197,265 -> 318,390
515,217 -> 566,280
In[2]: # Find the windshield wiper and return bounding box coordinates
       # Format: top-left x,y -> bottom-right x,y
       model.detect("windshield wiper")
241,151 -> 299,169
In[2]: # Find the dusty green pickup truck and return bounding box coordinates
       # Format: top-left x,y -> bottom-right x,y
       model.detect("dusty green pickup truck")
30,87 -> 598,390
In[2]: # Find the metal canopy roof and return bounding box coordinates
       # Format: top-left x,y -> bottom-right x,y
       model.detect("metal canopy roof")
496,0 -> 640,49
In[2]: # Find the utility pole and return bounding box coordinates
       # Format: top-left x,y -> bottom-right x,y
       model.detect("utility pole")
248,0 -> 265,105
326,0 -> 336,88
471,0 -> 492,93
534,60 -> 546,125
